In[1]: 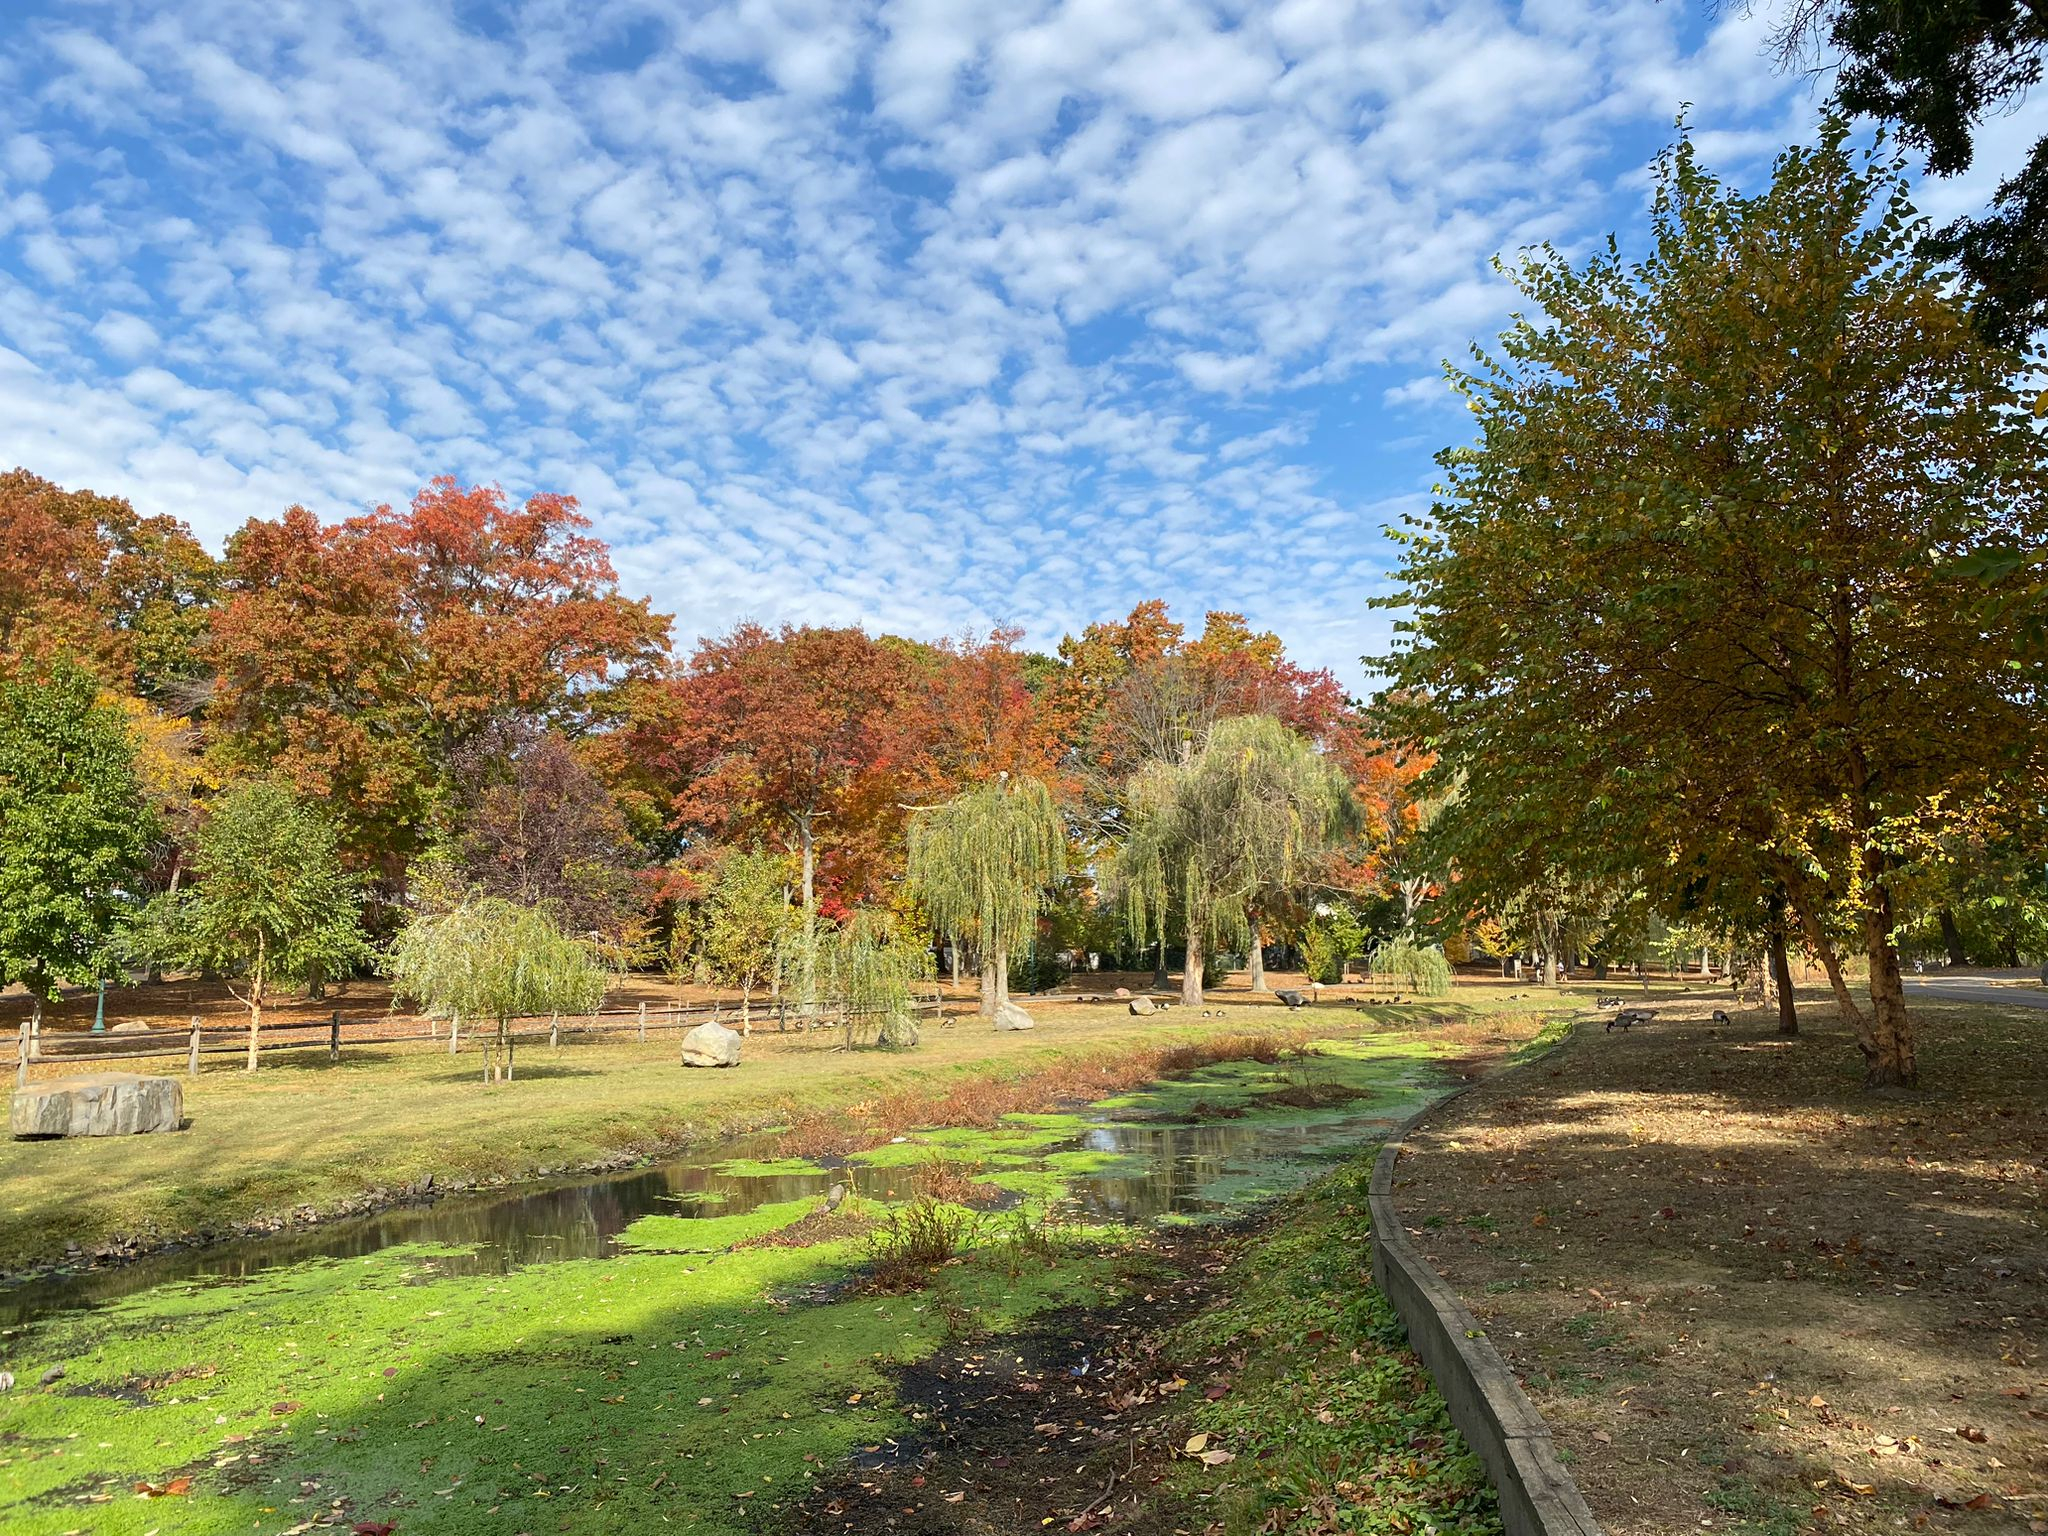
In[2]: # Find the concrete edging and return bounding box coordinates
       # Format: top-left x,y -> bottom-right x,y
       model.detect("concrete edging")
1368,1057 -> 1605,1536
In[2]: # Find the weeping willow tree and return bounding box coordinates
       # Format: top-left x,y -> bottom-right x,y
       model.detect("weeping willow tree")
1366,935 -> 1454,996
820,909 -> 932,1048
387,897 -> 609,1082
1115,715 -> 1357,1006
907,774 -> 1067,1020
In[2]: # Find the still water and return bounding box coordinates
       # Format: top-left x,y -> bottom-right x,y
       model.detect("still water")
0,1069 -> 1428,1331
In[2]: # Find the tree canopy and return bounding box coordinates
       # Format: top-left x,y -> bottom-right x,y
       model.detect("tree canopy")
1377,121 -> 2048,1085
0,662 -> 157,1023
1115,714 -> 1357,1006
148,779 -> 372,1069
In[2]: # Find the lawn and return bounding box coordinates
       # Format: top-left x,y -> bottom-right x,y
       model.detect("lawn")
0,982 -> 1566,1277
1392,982 -> 2046,1536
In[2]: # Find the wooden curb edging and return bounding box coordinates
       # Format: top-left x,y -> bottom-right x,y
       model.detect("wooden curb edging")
1369,1066 -> 1606,1536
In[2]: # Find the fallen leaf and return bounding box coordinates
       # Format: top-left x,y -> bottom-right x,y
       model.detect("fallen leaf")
1957,1426 -> 1990,1444
1199,1449 -> 1235,1466
1183,1433 -> 1208,1455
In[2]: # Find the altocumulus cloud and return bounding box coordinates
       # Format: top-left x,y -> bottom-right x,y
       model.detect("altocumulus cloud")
0,0 -> 1828,680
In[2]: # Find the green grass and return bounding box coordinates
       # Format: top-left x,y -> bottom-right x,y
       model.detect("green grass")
0,995 -> 1569,1275
1162,1165 -> 1502,1536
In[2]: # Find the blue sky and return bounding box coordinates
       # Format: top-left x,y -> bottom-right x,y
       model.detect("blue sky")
1,1 -> 2038,686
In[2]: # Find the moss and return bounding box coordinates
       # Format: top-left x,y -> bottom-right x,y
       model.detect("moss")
709,1156 -> 829,1179
614,1197 -> 821,1253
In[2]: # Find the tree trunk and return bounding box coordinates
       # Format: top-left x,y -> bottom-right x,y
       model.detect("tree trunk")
948,941 -> 961,989
148,858 -> 183,983
741,980 -> 753,1037
994,945 -> 1010,1009
1247,919 -> 1267,992
247,936 -> 266,1072
1182,924 -> 1205,1007
500,1016 -> 514,1082
1787,896 -> 1867,1037
1543,951 -> 1560,987
1859,877 -> 1918,1088
1767,891 -> 1798,1036
798,821 -> 818,1012
1151,937 -> 1169,992
1936,907 -> 1967,967
979,955 -> 1001,1020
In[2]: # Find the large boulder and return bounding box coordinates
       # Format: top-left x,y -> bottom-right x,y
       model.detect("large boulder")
12,1073 -> 184,1138
992,1000 -> 1036,1031
680,1021 -> 743,1068
1127,996 -> 1155,1016
877,1012 -> 921,1049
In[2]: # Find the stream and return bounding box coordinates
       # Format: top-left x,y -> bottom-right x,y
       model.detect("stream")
0,1047 -> 1441,1331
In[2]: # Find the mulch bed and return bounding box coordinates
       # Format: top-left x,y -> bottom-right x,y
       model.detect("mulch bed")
1392,990 -> 2047,1536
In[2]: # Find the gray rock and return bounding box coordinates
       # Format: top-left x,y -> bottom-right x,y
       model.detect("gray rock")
38,1365 -> 64,1385
109,1021 -> 151,1035
992,1001 -> 1036,1031
1127,996 -> 1155,1016
877,1012 -> 921,1049
1113,987 -> 1131,999
680,1020 -> 742,1068
11,1073 -> 184,1138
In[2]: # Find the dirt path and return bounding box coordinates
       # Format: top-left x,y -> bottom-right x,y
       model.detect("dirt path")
1392,989 -> 2047,1536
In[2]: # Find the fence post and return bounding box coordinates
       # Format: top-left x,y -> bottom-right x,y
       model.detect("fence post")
188,1016 -> 201,1077
449,1010 -> 460,1055
637,1001 -> 647,1042
549,1010 -> 560,1048
329,1009 -> 341,1064
15,1022 -> 27,1088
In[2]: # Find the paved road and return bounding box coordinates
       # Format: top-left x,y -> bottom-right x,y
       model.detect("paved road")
1905,977 -> 2048,1010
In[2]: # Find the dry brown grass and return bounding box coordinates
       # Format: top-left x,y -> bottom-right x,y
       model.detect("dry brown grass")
1395,984 -> 2047,1536
773,1027 -> 1303,1158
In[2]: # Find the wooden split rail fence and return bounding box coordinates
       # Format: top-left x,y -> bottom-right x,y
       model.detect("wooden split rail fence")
14,997 -> 948,1086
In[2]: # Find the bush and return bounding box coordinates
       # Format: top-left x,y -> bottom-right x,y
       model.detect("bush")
864,1197 -> 979,1289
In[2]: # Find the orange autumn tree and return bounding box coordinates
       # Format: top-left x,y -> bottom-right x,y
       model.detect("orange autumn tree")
208,479 -> 668,879
0,468 -> 217,700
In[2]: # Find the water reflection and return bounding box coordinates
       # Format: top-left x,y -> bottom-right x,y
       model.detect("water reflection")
1,1086 -> 1421,1331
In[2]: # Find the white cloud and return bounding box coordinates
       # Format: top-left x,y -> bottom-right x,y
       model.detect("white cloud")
0,0 -> 1853,683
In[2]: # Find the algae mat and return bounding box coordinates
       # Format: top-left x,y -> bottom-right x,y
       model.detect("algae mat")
0,1039 -> 1452,1534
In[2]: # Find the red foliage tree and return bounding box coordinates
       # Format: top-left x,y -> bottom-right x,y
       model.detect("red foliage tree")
0,468 -> 217,699
657,623 -> 922,912
208,479 -> 668,876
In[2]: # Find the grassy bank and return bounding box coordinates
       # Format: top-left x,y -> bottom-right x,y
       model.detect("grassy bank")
1395,986 -> 2047,1536
0,1036 -> 1505,1536
0,994 -> 1563,1275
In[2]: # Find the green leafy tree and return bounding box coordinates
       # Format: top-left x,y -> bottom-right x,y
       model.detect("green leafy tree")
387,896 -> 607,1082
149,780 -> 371,1069
819,909 -> 931,1049
907,774 -> 1068,1020
1764,0 -> 2048,345
1377,123 -> 2048,1086
0,663 -> 157,1049
1115,715 -> 1356,1006
699,848 -> 798,1032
